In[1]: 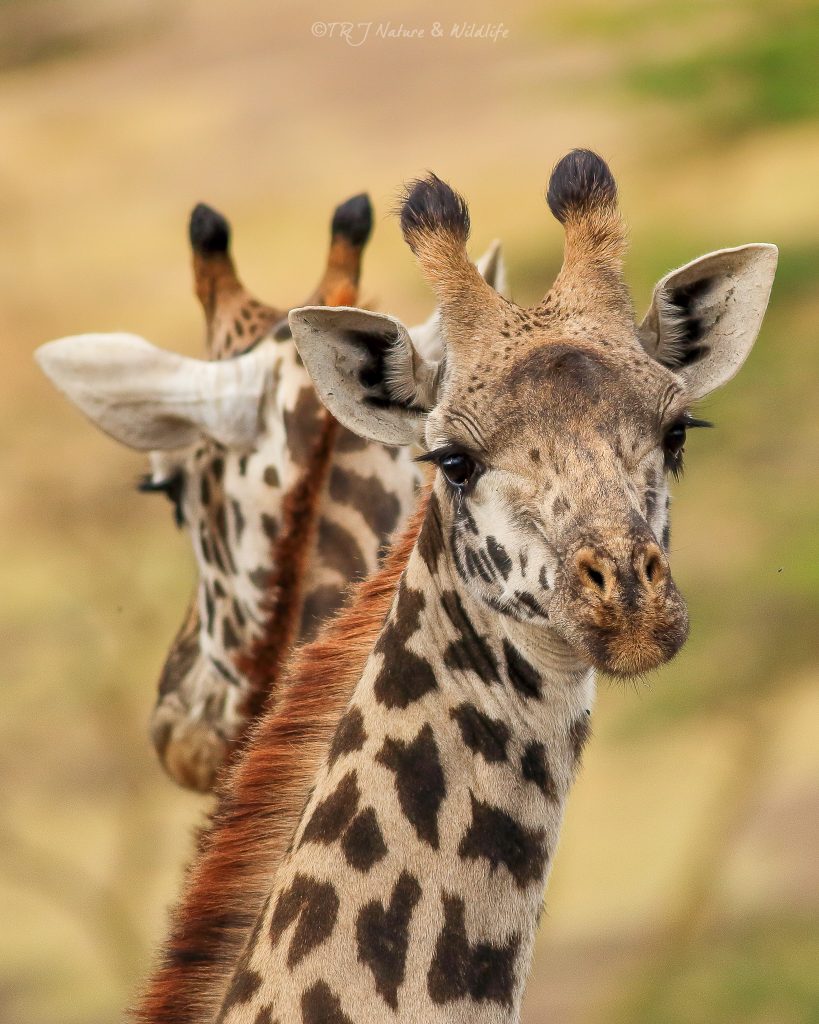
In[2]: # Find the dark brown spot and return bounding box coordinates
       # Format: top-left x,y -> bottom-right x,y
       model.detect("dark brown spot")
377,723 -> 446,848
328,706 -> 367,768
520,742 -> 558,800
356,871 -> 422,1009
329,466 -> 401,542
458,792 -> 548,888
301,980 -> 352,1024
450,703 -> 509,762
317,517 -> 368,582
342,808 -> 388,872
427,894 -> 520,1006
300,771 -> 359,846
503,641 -> 542,700
269,874 -> 340,968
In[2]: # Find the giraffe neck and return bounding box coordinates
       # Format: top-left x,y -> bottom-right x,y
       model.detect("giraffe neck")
219,497 -> 595,1023
151,341 -> 419,790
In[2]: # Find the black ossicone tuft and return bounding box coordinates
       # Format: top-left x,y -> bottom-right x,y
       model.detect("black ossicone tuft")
546,149 -> 617,224
400,173 -> 470,248
331,192 -> 373,247
189,202 -> 230,255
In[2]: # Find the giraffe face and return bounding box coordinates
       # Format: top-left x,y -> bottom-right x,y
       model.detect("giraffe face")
423,333 -> 691,676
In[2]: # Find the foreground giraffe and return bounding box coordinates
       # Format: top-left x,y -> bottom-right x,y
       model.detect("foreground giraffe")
136,150 -> 776,1023
37,198 -> 508,793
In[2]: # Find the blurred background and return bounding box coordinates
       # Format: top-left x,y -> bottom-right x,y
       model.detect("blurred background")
1,1 -> 817,1021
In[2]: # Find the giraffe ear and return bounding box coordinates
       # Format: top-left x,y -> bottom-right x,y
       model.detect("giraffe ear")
288,306 -> 438,447
409,239 -> 509,363
35,332 -> 277,450
638,243 -> 778,400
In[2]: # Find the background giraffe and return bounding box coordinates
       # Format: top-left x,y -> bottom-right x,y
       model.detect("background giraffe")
137,152 -> 776,1024
37,198 -> 509,793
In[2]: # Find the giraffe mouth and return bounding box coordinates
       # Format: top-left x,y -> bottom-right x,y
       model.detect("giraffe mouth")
549,579 -> 690,677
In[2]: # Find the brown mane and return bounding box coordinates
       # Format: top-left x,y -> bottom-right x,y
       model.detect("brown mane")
133,489 -> 429,1024
234,409 -> 339,729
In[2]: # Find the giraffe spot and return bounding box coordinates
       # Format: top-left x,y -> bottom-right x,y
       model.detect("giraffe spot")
427,894 -> 520,1006
485,537 -> 512,580
538,565 -> 550,591
300,771 -> 359,846
373,581 -> 437,709
249,566 -> 269,590
199,522 -> 213,565
529,448 -> 540,463
441,590 -> 500,685
263,464 -> 280,487
214,578 -> 227,598
212,456 -> 225,482
569,711 -> 592,765
283,387 -> 323,465
299,584 -> 345,643
513,590 -> 547,619
377,723 -> 446,848
200,474 -> 211,506
662,521 -> 671,551
356,871 -> 422,1009
269,874 -> 340,968
301,981 -> 352,1024
503,641 -> 542,700
253,1007 -> 277,1024
458,792 -> 548,889
232,598 -> 246,628
328,706 -> 367,768
231,499 -> 246,542
450,703 -> 510,763
417,492 -> 445,573
222,616 -> 240,650
238,454 -> 249,475
552,493 -> 570,519
220,968 -> 262,1014
204,584 -> 215,636
260,513 -> 278,542
342,808 -> 388,872
317,518 -> 368,582
329,466 -> 401,541
520,742 -> 558,801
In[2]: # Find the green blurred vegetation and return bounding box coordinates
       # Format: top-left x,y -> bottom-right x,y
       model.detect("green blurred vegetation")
1,1 -> 817,1023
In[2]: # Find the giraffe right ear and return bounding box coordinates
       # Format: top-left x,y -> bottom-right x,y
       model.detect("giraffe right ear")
288,306 -> 439,447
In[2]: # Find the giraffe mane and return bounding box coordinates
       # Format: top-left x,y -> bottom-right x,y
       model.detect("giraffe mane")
233,409 -> 339,727
133,489 -> 429,1024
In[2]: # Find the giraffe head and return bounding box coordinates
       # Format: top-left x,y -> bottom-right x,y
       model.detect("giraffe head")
37,197 -> 510,791
291,151 -> 777,678
36,194 -> 376,789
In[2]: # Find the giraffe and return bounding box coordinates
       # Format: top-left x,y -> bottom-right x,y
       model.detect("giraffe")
136,150 -> 777,1024
36,196 -> 509,793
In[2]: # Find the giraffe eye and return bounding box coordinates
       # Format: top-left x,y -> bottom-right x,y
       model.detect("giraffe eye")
439,452 -> 477,489
662,414 -> 712,479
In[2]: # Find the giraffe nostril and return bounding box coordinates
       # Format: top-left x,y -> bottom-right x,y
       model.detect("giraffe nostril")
583,565 -> 606,592
645,554 -> 659,583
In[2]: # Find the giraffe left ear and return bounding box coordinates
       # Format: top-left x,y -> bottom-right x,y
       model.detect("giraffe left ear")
639,243 -> 778,399
289,306 -> 438,447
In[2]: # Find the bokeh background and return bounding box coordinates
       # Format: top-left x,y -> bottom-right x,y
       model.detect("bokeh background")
2,1 -> 818,1021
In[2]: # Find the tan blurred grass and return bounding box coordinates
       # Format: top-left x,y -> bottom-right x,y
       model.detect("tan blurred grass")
1,2 -> 818,1022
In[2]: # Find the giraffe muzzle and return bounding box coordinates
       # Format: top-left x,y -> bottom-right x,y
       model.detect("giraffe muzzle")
550,535 -> 689,676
